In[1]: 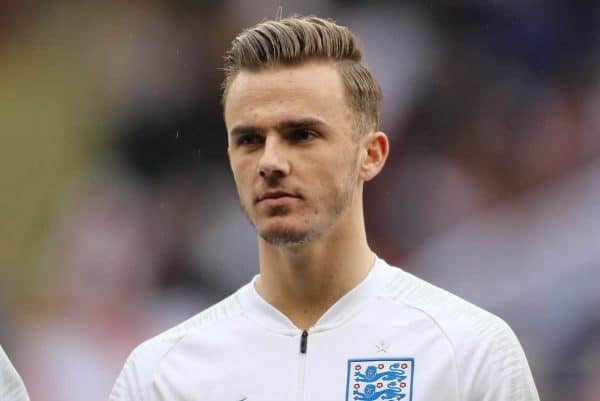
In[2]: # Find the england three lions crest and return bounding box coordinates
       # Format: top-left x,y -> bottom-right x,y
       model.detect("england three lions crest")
346,358 -> 414,401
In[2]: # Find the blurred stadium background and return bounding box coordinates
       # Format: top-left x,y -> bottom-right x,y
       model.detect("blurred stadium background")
1,0 -> 599,400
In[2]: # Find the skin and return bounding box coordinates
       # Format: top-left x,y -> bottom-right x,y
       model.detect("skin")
225,60 -> 389,330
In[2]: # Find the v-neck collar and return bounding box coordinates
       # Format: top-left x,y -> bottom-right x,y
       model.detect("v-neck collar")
237,256 -> 399,335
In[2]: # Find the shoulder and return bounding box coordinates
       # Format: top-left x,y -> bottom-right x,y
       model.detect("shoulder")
382,264 -> 539,400
110,289 -> 245,401
384,267 -> 509,344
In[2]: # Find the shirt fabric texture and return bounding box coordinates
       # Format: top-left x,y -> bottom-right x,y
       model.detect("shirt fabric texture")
109,256 -> 540,401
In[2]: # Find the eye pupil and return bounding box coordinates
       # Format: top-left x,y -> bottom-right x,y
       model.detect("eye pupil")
296,130 -> 313,140
240,134 -> 259,145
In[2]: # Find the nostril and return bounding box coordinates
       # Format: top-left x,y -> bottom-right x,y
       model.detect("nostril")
260,169 -> 284,185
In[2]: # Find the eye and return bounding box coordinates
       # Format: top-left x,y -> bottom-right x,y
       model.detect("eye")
238,134 -> 263,146
290,129 -> 317,142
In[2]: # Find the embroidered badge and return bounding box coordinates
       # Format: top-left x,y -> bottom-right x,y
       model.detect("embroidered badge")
346,358 -> 414,401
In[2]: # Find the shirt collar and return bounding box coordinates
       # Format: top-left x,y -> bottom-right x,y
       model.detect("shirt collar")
237,256 -> 399,334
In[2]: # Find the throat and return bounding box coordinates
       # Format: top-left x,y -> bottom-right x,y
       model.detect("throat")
255,275 -> 341,330
285,302 -> 336,331
254,251 -> 375,330
291,314 -> 322,332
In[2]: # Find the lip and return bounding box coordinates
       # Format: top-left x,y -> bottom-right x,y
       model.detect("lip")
256,191 -> 301,204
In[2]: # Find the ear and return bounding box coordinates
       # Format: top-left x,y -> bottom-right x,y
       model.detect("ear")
359,131 -> 389,182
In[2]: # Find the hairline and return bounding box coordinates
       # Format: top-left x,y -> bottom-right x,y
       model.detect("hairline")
222,59 -> 371,139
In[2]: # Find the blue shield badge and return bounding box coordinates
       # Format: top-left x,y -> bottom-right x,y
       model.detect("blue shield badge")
345,358 -> 414,401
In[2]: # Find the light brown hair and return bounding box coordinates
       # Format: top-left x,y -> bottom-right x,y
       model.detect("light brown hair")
222,15 -> 383,137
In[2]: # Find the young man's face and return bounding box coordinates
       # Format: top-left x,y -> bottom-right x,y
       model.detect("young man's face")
224,61 -> 362,246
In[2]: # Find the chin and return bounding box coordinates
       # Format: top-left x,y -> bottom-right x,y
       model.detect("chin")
259,229 -> 312,246
257,221 -> 315,246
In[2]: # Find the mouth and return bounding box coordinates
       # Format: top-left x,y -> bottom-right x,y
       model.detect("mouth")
256,191 -> 301,204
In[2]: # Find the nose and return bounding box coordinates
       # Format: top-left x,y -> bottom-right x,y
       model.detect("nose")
257,134 -> 290,180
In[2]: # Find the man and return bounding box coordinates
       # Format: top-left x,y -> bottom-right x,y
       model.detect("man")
110,16 -> 539,401
1,346 -> 30,401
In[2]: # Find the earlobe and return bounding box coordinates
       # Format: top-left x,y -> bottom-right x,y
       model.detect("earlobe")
359,131 -> 389,182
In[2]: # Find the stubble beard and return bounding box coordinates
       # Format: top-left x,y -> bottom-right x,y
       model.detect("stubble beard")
239,198 -> 318,246
254,185 -> 354,247
239,152 -> 358,247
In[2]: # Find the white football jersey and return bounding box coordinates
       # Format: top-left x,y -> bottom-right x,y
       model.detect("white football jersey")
110,257 -> 539,401
0,346 -> 30,401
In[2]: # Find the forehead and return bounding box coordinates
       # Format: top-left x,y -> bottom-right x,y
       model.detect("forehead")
224,61 -> 350,131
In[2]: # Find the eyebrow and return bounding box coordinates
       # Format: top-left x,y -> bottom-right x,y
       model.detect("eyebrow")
229,117 -> 329,137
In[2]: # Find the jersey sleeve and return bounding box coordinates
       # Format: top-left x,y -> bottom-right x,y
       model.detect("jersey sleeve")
0,346 -> 31,401
109,337 -> 177,401
459,317 -> 540,401
109,355 -> 142,401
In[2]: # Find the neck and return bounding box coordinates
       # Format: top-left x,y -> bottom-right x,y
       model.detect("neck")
255,202 -> 375,330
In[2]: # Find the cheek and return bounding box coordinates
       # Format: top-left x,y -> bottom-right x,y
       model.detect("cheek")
313,161 -> 348,198
333,147 -> 359,178
231,156 -> 255,184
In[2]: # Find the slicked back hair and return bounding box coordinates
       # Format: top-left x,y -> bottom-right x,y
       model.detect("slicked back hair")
222,15 -> 383,138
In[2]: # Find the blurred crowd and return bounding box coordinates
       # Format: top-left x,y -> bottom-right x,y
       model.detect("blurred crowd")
1,1 -> 599,400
